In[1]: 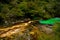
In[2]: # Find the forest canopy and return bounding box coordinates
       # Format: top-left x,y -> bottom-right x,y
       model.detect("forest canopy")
0,0 -> 60,26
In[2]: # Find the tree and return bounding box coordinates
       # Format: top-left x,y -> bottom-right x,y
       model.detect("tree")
0,0 -> 59,26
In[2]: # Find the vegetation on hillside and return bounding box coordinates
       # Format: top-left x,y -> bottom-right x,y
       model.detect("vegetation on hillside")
0,0 -> 60,40
0,0 -> 60,26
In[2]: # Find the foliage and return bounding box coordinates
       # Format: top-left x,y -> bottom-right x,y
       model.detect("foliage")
0,0 -> 59,26
53,22 -> 60,35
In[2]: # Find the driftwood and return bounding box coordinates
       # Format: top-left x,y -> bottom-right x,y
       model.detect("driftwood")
0,21 -> 32,37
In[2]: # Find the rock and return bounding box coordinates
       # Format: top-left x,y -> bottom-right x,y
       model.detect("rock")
40,25 -> 53,34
